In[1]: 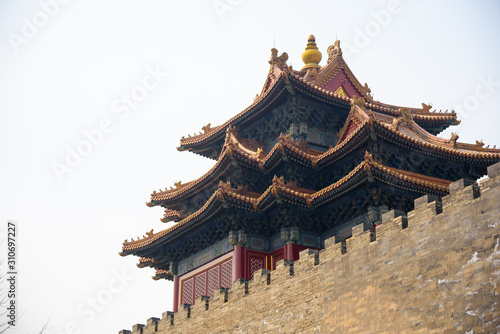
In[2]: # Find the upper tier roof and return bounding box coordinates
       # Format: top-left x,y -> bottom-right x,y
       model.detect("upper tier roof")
177,37 -> 460,156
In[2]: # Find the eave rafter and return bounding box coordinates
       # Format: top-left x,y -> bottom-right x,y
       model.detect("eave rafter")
136,256 -> 169,269
152,269 -> 173,281
161,208 -> 186,223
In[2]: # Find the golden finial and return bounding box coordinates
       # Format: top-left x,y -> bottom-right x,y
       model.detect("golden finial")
302,34 -> 322,70
364,151 -> 373,162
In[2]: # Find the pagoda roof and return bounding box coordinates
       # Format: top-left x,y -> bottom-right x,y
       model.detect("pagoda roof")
122,153 -> 452,256
148,104 -> 500,210
136,257 -> 160,268
178,40 -> 459,155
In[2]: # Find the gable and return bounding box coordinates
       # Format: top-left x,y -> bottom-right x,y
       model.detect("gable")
339,119 -> 359,142
322,69 -> 362,98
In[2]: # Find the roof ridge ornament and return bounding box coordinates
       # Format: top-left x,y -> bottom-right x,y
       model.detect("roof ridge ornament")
421,103 -> 432,113
302,35 -> 322,70
447,132 -> 459,149
272,175 -> 285,185
364,151 -> 374,163
218,180 -> 232,190
391,117 -> 402,131
304,67 -> 319,82
326,40 -> 342,64
351,96 -> 367,110
398,108 -> 413,127
363,83 -> 372,98
226,124 -> 239,136
293,137 -> 308,151
253,147 -> 265,159
363,151 -> 374,180
202,123 -> 212,134
269,48 -> 289,70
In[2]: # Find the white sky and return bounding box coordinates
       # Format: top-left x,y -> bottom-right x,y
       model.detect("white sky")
0,0 -> 499,333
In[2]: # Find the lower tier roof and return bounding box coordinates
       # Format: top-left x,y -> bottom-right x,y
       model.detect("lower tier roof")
121,152 -> 452,257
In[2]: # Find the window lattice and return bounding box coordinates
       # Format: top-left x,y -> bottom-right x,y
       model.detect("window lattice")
194,272 -> 206,301
181,277 -> 194,305
249,256 -> 265,280
221,259 -> 233,289
180,257 -> 233,306
207,267 -> 219,297
273,253 -> 284,270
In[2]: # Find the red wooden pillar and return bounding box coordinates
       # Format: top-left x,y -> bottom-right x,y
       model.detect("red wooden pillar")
229,230 -> 248,282
281,227 -> 300,261
232,245 -> 246,281
173,275 -> 180,312
284,242 -> 300,261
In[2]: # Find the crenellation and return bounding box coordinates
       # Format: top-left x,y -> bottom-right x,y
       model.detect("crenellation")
323,235 -> 335,248
413,194 -> 442,214
119,330 -> 131,334
154,318 -> 168,333
131,323 -> 144,334
146,317 -> 159,326
449,178 -> 474,196
295,249 -> 319,271
352,222 -> 371,237
228,278 -> 248,300
182,303 -> 191,320
190,296 -> 205,314
165,311 -> 174,327
377,210 -> 407,240
252,268 -> 271,286
298,248 -> 311,259
323,237 -> 346,256
408,198 -> 441,229
346,228 -> 374,251
201,295 -> 210,311
219,287 -> 229,303
144,317 -> 159,333
487,161 -> 500,179
308,248 -> 320,265
443,179 -> 481,213
482,162 -> 500,192
284,259 -> 295,276
381,209 -> 406,224
270,258 -> 290,282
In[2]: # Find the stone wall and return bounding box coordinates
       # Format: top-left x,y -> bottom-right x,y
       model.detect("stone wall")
119,162 -> 500,334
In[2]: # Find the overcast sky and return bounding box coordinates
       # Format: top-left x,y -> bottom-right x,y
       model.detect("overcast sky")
1,1 -> 500,333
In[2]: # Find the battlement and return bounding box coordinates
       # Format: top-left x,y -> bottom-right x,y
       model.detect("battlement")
119,162 -> 500,333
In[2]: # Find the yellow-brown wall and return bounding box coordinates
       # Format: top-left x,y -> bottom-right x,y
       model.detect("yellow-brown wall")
119,162 -> 500,334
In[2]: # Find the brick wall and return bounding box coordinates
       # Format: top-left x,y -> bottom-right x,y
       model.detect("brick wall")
119,162 -> 500,334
